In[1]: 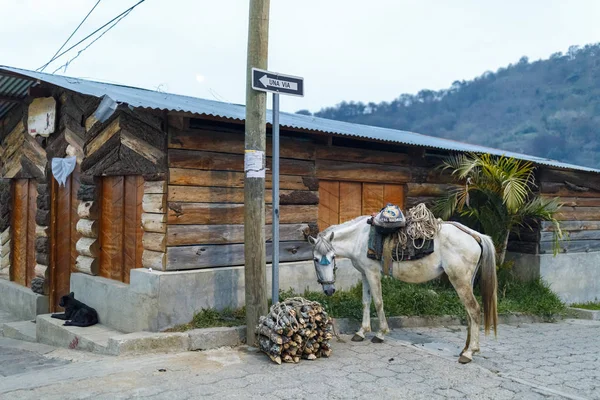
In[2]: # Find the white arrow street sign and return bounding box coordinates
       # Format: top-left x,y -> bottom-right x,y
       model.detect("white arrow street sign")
251,68 -> 304,97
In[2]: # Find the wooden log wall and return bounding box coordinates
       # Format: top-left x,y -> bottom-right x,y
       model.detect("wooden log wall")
82,108 -> 166,177
142,179 -> 167,271
165,118 -> 459,271
538,167 -> 600,254
75,196 -> 100,276
167,121 -> 319,270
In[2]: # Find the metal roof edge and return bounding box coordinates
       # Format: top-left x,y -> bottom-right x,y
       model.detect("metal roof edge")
2,65 -> 599,174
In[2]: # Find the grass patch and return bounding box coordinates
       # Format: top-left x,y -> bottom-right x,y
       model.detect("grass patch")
280,274 -> 565,320
165,307 -> 246,332
168,273 -> 566,331
569,302 -> 600,310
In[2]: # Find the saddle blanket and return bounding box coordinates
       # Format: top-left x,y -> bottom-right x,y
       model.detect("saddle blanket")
367,225 -> 434,262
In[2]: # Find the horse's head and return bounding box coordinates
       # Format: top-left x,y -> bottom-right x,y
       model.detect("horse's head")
308,231 -> 337,296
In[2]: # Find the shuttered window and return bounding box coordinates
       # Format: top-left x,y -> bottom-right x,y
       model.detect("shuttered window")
318,180 -> 404,231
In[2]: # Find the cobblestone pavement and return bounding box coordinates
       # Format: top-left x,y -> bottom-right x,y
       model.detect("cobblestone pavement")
0,319 -> 598,399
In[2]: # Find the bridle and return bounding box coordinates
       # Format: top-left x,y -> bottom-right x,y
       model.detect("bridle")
316,256 -> 338,285
314,237 -> 338,285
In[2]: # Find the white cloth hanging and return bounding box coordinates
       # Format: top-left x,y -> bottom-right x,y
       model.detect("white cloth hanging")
51,156 -> 77,187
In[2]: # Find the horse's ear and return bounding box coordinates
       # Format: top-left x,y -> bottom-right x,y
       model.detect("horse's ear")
307,235 -> 316,245
328,232 -> 334,242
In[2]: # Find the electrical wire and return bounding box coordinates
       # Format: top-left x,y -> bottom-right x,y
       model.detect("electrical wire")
38,0 -> 102,72
52,9 -> 132,74
37,0 -> 146,73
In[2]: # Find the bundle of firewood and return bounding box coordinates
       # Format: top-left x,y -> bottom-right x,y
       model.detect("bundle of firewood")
256,297 -> 333,364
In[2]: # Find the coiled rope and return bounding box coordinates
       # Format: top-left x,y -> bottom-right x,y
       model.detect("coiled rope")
389,203 -> 441,260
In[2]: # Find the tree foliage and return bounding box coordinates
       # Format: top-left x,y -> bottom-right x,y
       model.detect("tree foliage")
301,43 -> 600,169
433,154 -> 563,265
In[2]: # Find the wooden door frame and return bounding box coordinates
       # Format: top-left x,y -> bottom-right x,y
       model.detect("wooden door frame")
49,177 -> 58,311
9,179 -> 37,287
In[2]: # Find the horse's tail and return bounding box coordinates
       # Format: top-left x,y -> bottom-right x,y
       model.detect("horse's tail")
444,221 -> 498,336
478,234 -> 498,337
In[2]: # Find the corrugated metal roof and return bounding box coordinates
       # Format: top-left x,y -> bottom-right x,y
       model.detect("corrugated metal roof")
0,72 -> 35,121
1,65 -> 599,174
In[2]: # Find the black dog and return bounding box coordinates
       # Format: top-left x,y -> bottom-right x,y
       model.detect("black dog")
51,292 -> 99,327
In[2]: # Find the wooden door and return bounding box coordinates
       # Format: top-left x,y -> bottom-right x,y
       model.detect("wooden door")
10,179 -> 37,286
318,180 -> 405,231
50,166 -> 81,311
99,176 -> 144,283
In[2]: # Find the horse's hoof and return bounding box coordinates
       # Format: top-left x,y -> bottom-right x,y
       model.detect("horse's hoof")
371,336 -> 384,344
351,334 -> 364,342
458,355 -> 472,364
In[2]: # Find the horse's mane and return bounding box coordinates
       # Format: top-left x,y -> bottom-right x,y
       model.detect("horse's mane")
315,215 -> 369,255
318,215 -> 368,237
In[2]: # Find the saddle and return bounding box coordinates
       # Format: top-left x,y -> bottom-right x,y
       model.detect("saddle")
366,203 -> 435,274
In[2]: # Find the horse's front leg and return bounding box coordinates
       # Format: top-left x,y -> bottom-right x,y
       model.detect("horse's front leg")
364,267 -> 389,343
352,274 -> 372,342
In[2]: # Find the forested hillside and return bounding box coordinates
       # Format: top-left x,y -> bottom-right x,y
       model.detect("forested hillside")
299,44 -> 600,169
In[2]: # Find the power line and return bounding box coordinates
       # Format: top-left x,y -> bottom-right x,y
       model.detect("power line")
38,0 -> 102,72
37,0 -> 146,72
52,9 -> 133,74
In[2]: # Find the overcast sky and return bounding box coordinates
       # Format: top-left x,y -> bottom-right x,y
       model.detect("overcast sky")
2,0 -> 600,113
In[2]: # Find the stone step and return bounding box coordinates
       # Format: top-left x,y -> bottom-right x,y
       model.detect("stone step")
35,314 -> 246,356
1,320 -> 37,342
36,314 -> 124,355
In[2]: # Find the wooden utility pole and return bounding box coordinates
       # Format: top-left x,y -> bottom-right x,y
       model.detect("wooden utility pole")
244,0 -> 270,347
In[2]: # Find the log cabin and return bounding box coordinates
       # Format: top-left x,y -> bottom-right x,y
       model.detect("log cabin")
1,65 -> 599,331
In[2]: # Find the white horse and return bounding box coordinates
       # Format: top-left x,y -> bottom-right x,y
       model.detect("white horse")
308,216 -> 498,364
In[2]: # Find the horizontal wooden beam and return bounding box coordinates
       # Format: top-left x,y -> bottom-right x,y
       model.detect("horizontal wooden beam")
406,183 -> 459,197
166,240 -> 313,270
540,239 -> 600,254
541,220 -> 600,232
168,168 -> 318,191
167,223 -> 309,246
167,185 -> 318,205
316,159 -> 411,183
540,168 -> 600,192
316,145 -> 410,166
555,207 -> 600,221
141,212 -> 167,233
167,203 -> 318,225
168,128 -> 316,160
540,182 -> 600,198
541,196 -> 600,207
541,229 -> 600,242
169,149 -> 315,176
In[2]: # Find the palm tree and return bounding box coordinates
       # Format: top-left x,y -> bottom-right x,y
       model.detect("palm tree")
433,153 -> 562,265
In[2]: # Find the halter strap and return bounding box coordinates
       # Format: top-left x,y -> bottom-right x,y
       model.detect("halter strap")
316,257 -> 337,285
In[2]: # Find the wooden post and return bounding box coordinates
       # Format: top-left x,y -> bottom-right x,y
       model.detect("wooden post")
245,0 -> 270,347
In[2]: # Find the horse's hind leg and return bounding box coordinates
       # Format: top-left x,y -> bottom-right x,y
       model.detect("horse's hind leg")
352,274 -> 372,342
447,274 -> 480,364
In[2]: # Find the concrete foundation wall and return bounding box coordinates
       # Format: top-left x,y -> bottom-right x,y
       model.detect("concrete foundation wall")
507,251 -> 600,304
71,260 -> 362,333
0,279 -> 49,320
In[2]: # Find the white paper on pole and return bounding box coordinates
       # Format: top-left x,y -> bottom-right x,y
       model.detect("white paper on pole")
51,156 -> 77,187
244,150 -> 265,178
